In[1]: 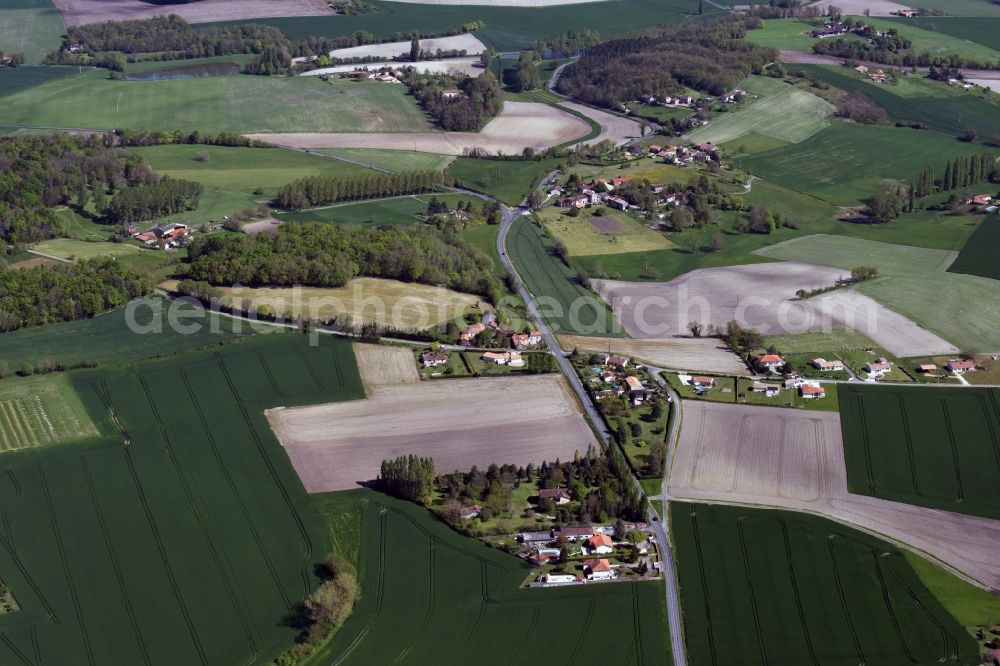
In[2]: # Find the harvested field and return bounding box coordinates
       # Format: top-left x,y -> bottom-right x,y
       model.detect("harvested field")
558,100 -> 644,147
588,216 -> 622,234
240,218 -> 283,234
353,343 -> 419,388
268,374 -> 595,492
557,334 -> 748,375
594,261 -> 958,357
247,101 -> 591,155
302,57 -> 483,78
669,400 -> 1000,589
326,34 -> 485,60
803,0 -> 910,16
53,0 -> 333,26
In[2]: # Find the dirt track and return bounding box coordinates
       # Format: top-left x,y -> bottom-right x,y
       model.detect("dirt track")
268,374 -> 596,492
669,400 -> 1000,589
247,102 -> 590,155
556,334 -> 748,376
53,0 -> 333,26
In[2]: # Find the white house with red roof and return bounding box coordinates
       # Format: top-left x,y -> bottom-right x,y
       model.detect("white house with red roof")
799,383 -> 826,399
583,558 -> 615,580
946,358 -> 977,373
757,354 -> 784,369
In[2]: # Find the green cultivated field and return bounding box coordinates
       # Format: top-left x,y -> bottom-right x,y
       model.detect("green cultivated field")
0,295 -> 252,369
741,122 -> 992,205
0,69 -> 431,133
509,219 -> 623,336
839,384 -> 1000,520
317,489 -> 670,665
948,213 -> 1000,281
0,66 -> 78,99
0,334 -> 364,665
0,374 -> 98,451
673,502 -> 980,666
789,65 -> 1000,144
757,233 -> 1000,351
213,0 -> 716,52
907,0 -> 1000,17
862,17 -> 1000,62
448,157 -> 563,205
133,144 -> 376,223
888,16 -> 1000,50
277,194 -> 468,226
686,76 -> 834,145
0,0 -> 64,64
312,148 -> 454,173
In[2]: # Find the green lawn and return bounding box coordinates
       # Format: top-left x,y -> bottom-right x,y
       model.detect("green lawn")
673,502 -> 980,666
686,76 -> 834,145
0,65 -> 79,100
903,550 -> 1000,628
0,0 -> 64,64
741,122 -> 995,205
133,144 -> 377,223
312,489 -> 670,665
31,238 -> 143,260
508,218 -> 623,336
744,17 -> 836,52
447,157 -> 563,206
539,206 -> 675,257
0,295 -> 253,369
0,69 -> 431,133
277,194 -> 469,227
55,207 -> 112,241
906,0 -> 1000,17
839,383 -> 1000,520
720,131 -> 793,155
0,334 -> 365,665
631,104 -> 693,124
948,213 -> 1000,281
788,65 -> 1000,145
756,233 -> 1000,351
310,148 -> 454,173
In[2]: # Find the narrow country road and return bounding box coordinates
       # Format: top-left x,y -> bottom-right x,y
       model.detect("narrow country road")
496,190 -> 689,666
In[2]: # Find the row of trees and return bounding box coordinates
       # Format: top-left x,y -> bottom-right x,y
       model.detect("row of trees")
104,177 -> 203,224
185,223 -> 501,300
402,71 -> 504,132
0,259 -> 151,332
113,128 -> 270,148
813,34 -> 1000,70
913,153 -> 998,198
555,18 -> 776,109
275,170 -> 444,210
379,455 -> 436,504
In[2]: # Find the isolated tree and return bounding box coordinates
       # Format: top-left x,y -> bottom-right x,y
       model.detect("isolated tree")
513,51 -> 540,92
409,36 -> 421,62
687,321 -> 703,337
959,127 -> 978,143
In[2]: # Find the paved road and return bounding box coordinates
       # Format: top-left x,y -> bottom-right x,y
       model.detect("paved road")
495,193 -> 688,666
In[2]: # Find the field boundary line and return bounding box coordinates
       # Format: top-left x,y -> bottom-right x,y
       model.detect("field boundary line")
80,457 -> 152,666
826,537 -> 865,665
938,398 -> 965,504
0,512 -> 58,622
897,395 -> 922,495
38,465 -> 96,664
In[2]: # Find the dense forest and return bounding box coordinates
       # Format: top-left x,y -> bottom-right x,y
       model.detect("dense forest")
275,170 -> 444,209
0,135 -> 203,244
555,18 -> 776,109
185,223 -> 501,300
0,259 -> 150,332
402,71 -> 504,131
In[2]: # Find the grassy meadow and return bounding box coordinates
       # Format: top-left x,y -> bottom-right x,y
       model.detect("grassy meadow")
539,206 -> 676,257
0,374 -> 98,451
32,238 -> 144,260
316,489 -> 670,665
839,384 -> 1000,520
686,75 -> 834,145
277,194 -> 469,226
311,148 -> 455,172
905,0 -> 1000,17
0,334 -> 365,665
887,16 -> 1000,50
756,233 -> 1000,351
0,69 -> 431,133
673,502 -> 980,665
0,0 -> 64,64
948,213 -> 1000,281
448,157 -> 563,206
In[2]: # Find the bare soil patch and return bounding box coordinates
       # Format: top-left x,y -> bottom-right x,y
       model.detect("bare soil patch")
557,334 -> 748,376
669,400 -> 1000,589
5,257 -> 59,270
803,0 -> 910,17
53,0 -> 333,27
559,101 -> 644,147
353,343 -> 419,388
247,102 -> 591,156
588,216 -> 622,234
240,218 -> 283,235
268,374 -> 595,492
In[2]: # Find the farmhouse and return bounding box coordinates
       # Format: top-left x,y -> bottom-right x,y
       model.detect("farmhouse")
441,88 -> 463,99
917,364 -> 937,373
519,530 -> 554,545
512,331 -> 543,349
538,488 -> 572,505
800,383 -> 826,399
481,351 -> 524,367
603,354 -> 629,370
751,382 -> 780,397
757,354 -> 785,370
421,351 -> 449,368
605,195 -> 629,211
811,358 -> 844,372
459,322 -> 486,345
966,194 -> 993,206
946,359 -> 977,373
864,358 -> 892,375
583,558 -> 615,580
528,547 -> 562,565
691,376 -> 716,388
558,525 -> 595,541
560,194 -> 588,209
586,533 -> 614,555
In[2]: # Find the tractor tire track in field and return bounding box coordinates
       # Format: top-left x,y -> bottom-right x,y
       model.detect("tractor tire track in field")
631,583 -> 645,666
827,536 -> 865,666
138,374 -> 262,659
461,562 -> 489,649
897,395 -> 922,495
29,625 -> 40,665
392,535 -> 435,664
215,354 -> 316,598
255,351 -> 286,398
855,398 -> 878,496
180,368 -> 291,613
0,511 -> 57,622
330,509 -> 388,666
91,381 -> 131,446
870,550 -> 920,664
565,598 -> 596,664
736,516 -> 768,666
511,607 -> 540,661
981,391 -> 1000,476
38,466 -> 96,665
292,344 -> 326,392
122,446 -> 208,666
939,398 -> 964,504
81,457 -> 152,666
5,470 -> 21,498
779,523 -> 819,666
689,510 -> 718,666
0,631 -> 33,666
881,554 -> 961,662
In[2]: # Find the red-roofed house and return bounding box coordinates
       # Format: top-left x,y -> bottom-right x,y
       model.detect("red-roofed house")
586,533 -> 614,555
512,331 -> 543,349
460,322 -> 486,345
946,359 -> 977,373
538,488 -> 572,505
583,558 -> 615,580
864,358 -> 892,375
558,525 -> 595,541
800,383 -> 826,399
757,354 -> 785,370
691,376 -> 716,388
